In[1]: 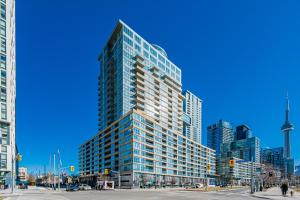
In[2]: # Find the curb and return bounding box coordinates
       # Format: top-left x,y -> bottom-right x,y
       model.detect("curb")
251,194 -> 273,200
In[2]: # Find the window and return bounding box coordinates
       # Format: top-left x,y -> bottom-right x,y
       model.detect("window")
123,35 -> 133,47
134,44 -> 141,53
123,26 -> 133,38
150,47 -> 157,57
134,35 -> 141,44
143,42 -> 149,51
0,87 -> 6,102
1,145 -> 6,153
1,103 -> 6,120
143,50 -> 149,59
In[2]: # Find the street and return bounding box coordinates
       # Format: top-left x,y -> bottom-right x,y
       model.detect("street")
3,188 -> 262,200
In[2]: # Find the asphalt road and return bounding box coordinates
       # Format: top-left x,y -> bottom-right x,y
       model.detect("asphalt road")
6,188 -> 262,200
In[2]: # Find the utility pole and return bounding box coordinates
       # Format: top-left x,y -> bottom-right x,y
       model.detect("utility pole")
11,154 -> 14,194
53,154 -> 56,190
118,172 -> 121,189
58,162 -> 61,191
251,156 -> 255,194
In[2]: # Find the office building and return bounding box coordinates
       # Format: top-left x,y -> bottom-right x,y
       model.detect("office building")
221,134 -> 260,163
79,20 -> 216,188
218,124 -> 260,184
261,147 -> 284,172
295,165 -> 300,177
183,90 -> 202,144
235,124 -> 252,140
207,120 -> 234,157
0,0 -> 16,186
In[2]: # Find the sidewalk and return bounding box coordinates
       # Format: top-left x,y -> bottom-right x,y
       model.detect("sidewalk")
253,187 -> 300,199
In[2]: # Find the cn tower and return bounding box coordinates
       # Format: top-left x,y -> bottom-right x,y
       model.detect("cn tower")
281,94 -> 294,179
281,94 -> 294,159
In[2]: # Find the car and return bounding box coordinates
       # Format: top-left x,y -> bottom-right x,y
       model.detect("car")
18,183 -> 28,189
66,184 -> 79,192
79,184 -> 92,190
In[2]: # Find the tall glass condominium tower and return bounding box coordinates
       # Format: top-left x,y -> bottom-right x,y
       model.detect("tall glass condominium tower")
183,90 -> 202,144
80,20 -> 215,188
0,0 -> 16,184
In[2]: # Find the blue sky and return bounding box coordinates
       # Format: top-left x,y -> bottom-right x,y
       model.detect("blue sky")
17,0 -> 300,173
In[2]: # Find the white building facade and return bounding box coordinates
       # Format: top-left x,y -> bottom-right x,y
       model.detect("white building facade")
183,90 -> 202,144
0,0 -> 16,185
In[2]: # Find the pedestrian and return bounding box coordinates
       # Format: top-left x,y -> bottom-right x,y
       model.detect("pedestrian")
283,183 -> 288,196
260,185 -> 263,192
291,190 -> 294,197
281,183 -> 284,196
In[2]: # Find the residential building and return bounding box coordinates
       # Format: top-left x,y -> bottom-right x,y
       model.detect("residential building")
79,20 -> 216,188
18,167 -> 28,182
218,157 -> 260,185
183,90 -> 202,144
0,0 -> 16,186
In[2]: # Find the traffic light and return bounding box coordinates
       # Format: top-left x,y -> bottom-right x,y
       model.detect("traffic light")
229,159 -> 235,168
70,165 -> 75,172
104,169 -> 109,175
17,154 -> 22,161
207,164 -> 211,171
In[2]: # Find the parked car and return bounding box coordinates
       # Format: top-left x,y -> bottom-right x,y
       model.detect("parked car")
66,184 -> 79,192
18,183 -> 28,189
79,184 -> 92,190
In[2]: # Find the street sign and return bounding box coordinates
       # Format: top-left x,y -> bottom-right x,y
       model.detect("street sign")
229,159 -> 235,168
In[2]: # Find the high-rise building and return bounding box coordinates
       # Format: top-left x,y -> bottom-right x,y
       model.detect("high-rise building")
0,0 -> 16,185
218,124 -> 260,184
207,120 -> 234,156
79,20 -> 216,188
261,147 -> 284,172
183,90 -> 202,144
221,133 -> 260,163
281,95 -> 294,178
295,165 -> 300,177
235,124 -> 252,140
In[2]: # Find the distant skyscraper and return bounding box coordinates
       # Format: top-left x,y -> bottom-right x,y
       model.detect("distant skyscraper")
235,124 -> 252,140
183,90 -> 202,144
0,0 -> 16,185
207,120 -> 234,156
281,94 -> 295,178
221,135 -> 260,163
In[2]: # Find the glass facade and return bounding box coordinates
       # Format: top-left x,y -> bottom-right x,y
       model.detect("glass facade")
80,20 -> 216,188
